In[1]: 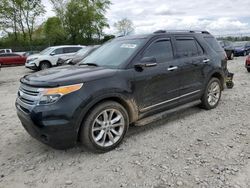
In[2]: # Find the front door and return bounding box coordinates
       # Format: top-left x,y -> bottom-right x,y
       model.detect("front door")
132,37 -> 181,112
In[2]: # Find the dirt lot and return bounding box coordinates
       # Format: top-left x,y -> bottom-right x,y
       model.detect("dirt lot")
0,57 -> 249,188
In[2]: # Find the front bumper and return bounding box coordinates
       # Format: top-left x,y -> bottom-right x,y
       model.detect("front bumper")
15,86 -> 85,149
16,104 -> 77,149
25,62 -> 38,70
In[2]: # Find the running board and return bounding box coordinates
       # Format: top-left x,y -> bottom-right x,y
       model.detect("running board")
134,100 -> 201,126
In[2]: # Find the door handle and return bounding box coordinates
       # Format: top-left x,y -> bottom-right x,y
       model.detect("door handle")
167,66 -> 178,71
203,59 -> 210,63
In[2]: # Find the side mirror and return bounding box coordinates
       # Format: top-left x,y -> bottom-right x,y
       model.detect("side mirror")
50,52 -> 55,56
134,57 -> 157,69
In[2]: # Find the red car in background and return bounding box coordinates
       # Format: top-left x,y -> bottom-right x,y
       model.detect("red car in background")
0,53 -> 27,67
246,54 -> 250,72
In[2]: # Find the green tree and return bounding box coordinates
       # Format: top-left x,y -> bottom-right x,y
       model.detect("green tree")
0,0 -> 45,43
0,0 -> 19,40
64,0 -> 111,44
44,17 -> 66,45
114,18 -> 134,36
49,0 -> 69,26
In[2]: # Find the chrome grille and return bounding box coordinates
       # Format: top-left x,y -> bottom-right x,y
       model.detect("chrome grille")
18,84 -> 40,107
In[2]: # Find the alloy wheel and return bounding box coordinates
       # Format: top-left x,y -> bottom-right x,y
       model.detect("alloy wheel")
91,109 -> 125,147
207,81 -> 221,106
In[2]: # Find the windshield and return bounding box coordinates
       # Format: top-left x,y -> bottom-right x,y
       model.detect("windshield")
79,39 -> 145,68
76,48 -> 90,56
233,42 -> 247,48
39,47 -> 54,55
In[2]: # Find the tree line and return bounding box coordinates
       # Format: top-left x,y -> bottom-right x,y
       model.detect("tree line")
0,0 -> 135,51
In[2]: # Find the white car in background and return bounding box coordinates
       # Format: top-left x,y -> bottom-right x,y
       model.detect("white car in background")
25,45 -> 85,70
0,49 -> 12,53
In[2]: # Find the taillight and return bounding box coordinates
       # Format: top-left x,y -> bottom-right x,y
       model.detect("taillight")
246,56 -> 250,65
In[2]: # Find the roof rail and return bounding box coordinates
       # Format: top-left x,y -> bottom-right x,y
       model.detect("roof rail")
153,30 -> 210,34
153,30 -> 167,34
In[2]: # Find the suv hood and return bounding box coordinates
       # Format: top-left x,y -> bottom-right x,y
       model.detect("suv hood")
21,65 -> 117,87
27,54 -> 42,60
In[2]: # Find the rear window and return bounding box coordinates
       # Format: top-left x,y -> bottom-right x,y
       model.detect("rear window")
63,47 -> 82,53
175,37 -> 203,57
204,37 -> 224,52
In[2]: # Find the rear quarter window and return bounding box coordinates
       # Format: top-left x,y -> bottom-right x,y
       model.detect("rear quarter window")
204,37 -> 224,52
63,47 -> 82,53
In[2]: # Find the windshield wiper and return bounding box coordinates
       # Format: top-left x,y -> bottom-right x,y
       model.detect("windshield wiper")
79,63 -> 99,67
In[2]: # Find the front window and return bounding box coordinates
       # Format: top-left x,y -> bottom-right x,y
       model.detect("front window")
79,39 -> 145,68
143,39 -> 173,63
76,48 -> 90,56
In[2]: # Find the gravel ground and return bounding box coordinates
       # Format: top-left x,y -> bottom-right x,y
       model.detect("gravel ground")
0,57 -> 249,188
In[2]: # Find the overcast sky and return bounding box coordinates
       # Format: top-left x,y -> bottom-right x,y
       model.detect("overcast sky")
42,0 -> 250,36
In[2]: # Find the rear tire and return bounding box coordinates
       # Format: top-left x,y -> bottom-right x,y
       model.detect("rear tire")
200,78 -> 222,110
39,61 -> 51,70
247,68 -> 250,72
80,101 -> 129,153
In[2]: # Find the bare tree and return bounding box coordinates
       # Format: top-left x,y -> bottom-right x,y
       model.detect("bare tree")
0,0 -> 45,43
114,18 -> 134,36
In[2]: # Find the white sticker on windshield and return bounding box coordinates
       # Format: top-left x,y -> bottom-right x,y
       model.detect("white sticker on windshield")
120,44 -> 137,49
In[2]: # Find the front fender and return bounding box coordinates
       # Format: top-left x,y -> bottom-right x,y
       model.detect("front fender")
74,89 -> 139,134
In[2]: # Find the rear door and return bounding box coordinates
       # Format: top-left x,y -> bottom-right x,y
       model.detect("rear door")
173,36 -> 207,99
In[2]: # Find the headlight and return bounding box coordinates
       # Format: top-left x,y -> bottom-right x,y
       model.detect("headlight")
28,58 -> 38,62
38,83 -> 83,105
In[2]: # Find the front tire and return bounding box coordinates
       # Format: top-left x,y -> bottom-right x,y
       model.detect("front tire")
80,101 -> 129,153
39,61 -> 51,70
200,78 -> 222,110
247,68 -> 250,72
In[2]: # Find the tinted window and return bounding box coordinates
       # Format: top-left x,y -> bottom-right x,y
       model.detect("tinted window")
53,48 -> 64,55
204,37 -> 224,52
0,50 -> 5,53
7,53 -> 19,57
143,39 -> 173,63
0,54 -> 17,57
63,47 -> 82,53
175,38 -> 203,57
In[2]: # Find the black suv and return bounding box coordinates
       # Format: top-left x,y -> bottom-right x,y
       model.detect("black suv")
16,30 -> 227,152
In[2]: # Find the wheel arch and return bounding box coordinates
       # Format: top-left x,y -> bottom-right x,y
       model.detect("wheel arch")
210,71 -> 225,90
76,94 -> 139,140
39,60 -> 52,67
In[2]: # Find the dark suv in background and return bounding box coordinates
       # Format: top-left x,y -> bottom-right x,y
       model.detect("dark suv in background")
16,30 -> 227,153
218,40 -> 234,60
233,41 -> 250,56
